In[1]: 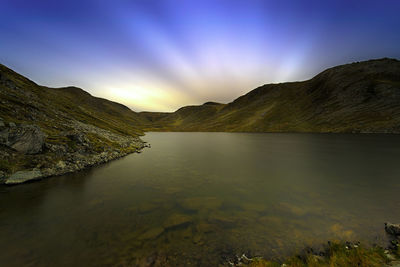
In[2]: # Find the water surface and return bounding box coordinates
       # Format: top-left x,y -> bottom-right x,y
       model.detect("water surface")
1,132 -> 400,266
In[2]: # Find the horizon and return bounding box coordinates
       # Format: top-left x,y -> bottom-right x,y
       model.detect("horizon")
1,57 -> 398,114
1,0 -> 400,112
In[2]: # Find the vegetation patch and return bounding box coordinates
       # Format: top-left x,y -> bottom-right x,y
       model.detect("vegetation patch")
234,241 -> 396,267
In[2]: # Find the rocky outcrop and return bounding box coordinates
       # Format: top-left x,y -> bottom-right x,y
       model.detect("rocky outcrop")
0,124 -> 45,154
385,222 -> 400,237
0,63 -> 150,185
1,120 -> 147,185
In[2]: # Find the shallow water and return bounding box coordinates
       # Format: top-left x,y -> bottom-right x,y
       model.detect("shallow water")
1,132 -> 400,266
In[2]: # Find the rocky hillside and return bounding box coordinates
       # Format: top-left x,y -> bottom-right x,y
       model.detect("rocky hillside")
141,58 -> 400,133
0,64 -> 149,184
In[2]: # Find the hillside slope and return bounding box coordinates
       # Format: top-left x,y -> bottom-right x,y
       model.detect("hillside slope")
0,64 -> 148,184
141,58 -> 400,133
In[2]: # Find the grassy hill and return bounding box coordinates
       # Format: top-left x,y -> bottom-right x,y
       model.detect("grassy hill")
140,58 -> 400,133
0,63 -> 148,183
0,64 -> 147,138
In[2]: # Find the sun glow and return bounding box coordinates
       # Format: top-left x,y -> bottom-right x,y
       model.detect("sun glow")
2,0 -> 399,112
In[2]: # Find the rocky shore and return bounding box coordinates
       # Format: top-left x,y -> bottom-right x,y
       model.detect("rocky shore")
227,222 -> 400,267
0,118 -> 148,185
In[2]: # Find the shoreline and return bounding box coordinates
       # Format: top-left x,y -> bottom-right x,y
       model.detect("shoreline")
3,142 -> 148,185
224,223 -> 400,267
0,120 -> 149,185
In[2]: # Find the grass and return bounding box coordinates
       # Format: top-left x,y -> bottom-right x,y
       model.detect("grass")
241,242 -> 394,267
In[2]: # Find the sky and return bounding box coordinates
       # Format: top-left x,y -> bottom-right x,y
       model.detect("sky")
1,0 -> 400,112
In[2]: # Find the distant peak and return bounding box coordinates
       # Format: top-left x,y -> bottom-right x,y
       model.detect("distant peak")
58,86 -> 92,96
203,101 -> 222,105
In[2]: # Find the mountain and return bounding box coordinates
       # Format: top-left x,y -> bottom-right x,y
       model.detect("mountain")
0,64 -> 148,184
2,58 -> 400,184
140,58 -> 400,133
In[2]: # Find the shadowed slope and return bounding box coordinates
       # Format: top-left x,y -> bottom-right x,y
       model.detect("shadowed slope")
0,64 -> 148,138
141,58 -> 400,133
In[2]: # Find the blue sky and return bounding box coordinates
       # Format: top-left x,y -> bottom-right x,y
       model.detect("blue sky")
1,0 -> 399,111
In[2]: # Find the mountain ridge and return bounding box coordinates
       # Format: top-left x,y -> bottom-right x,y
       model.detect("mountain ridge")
139,58 -> 400,133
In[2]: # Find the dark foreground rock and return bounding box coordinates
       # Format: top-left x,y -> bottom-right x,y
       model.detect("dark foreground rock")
386,222 -> 400,237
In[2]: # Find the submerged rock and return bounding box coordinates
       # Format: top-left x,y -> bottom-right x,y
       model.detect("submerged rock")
163,214 -> 192,229
138,227 -> 164,240
385,222 -> 400,236
6,170 -> 42,184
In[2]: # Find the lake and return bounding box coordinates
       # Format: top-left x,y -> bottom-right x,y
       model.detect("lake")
1,132 -> 400,266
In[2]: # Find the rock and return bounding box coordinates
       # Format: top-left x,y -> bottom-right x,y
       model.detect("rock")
163,214 -> 192,229
0,171 -> 5,182
0,125 -> 45,154
56,161 -> 67,169
8,122 -> 16,127
66,131 -> 89,145
137,227 -> 164,240
45,143 -> 67,155
384,250 -> 397,261
6,170 -> 42,184
0,121 -> 4,127
385,222 -> 400,236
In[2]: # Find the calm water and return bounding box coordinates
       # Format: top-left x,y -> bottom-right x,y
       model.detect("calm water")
1,132 -> 400,266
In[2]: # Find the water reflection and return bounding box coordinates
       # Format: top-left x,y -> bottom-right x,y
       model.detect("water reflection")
0,133 -> 400,266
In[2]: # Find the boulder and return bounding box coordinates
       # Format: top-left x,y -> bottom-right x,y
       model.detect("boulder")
385,222 -> 400,236
0,125 -> 45,154
137,227 -> 164,240
6,170 -> 42,184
